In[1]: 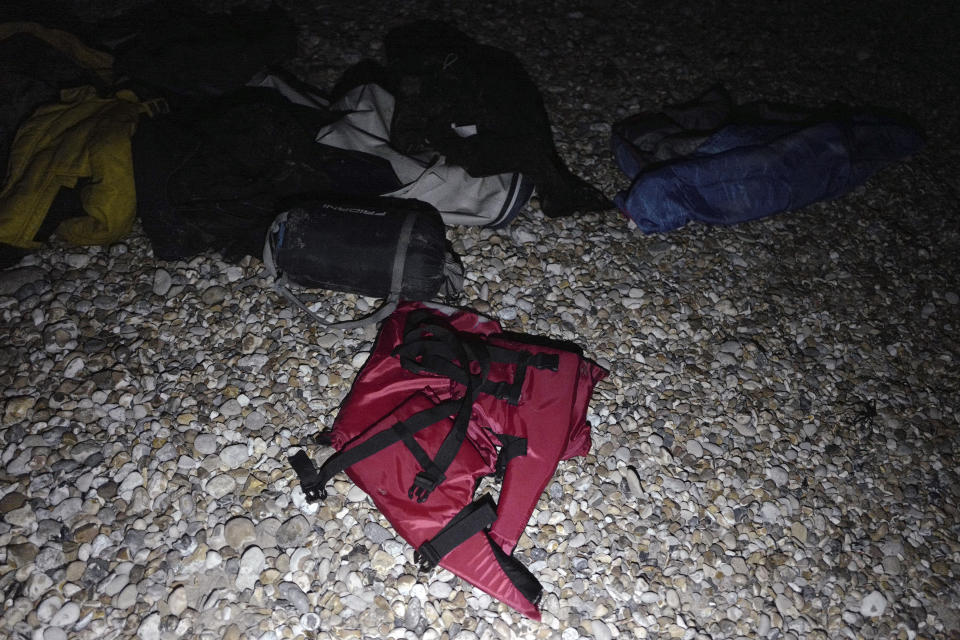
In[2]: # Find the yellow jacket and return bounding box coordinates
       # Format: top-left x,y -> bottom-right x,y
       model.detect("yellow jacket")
0,86 -> 147,248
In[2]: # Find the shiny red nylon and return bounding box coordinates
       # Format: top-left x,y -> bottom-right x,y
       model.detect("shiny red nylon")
330,389 -> 499,547
475,338 -> 607,554
328,302 -> 606,618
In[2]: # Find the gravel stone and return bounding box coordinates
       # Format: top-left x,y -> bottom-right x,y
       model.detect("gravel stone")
236,546 -> 266,590
363,521 -> 393,544
168,585 -> 188,616
224,516 -> 257,550
0,266 -> 46,295
204,474 -> 236,499
220,443 -> 250,466
50,602 -> 80,627
193,434 -> 218,455
152,269 -> 172,295
137,613 -> 160,640
201,285 -> 228,306
861,591 -> 888,617
428,581 -> 453,599
277,581 -> 310,614
43,627 -> 67,640
275,515 -> 311,548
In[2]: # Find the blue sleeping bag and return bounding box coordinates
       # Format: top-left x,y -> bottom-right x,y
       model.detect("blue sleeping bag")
611,87 -> 924,233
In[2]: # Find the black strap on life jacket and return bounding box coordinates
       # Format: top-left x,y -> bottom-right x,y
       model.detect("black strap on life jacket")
289,449 -> 326,502
493,433 -> 527,480
289,398 -> 463,502
290,310 -> 555,504
414,494 -> 498,571
406,322 -> 489,502
487,531 -> 543,606
395,338 -> 558,405
388,311 -> 558,497
393,312 -> 559,406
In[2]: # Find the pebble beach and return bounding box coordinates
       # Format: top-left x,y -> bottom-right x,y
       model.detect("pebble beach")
1,1 -> 959,639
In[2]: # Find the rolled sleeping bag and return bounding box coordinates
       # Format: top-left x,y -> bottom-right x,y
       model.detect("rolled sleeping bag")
263,194 -> 463,329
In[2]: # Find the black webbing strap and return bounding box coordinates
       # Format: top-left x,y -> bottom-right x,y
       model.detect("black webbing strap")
494,433 -> 527,480
289,450 -> 325,502
287,399 -> 462,502
408,329 -> 489,503
414,495 -> 499,571
486,531 -> 543,606
393,321 -> 560,405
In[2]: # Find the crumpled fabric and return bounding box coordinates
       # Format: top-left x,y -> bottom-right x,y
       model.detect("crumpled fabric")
0,22 -> 114,190
309,301 -> 608,619
133,87 -> 348,262
382,20 -> 610,219
0,86 -> 146,248
316,81 -> 533,227
612,86 -> 925,233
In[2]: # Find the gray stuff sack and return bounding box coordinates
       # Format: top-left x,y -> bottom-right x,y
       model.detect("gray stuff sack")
263,195 -> 463,330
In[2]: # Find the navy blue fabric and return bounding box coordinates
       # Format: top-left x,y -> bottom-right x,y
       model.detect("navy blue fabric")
612,89 -> 924,233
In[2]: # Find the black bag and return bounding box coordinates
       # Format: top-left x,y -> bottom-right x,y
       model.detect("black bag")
263,195 -> 463,329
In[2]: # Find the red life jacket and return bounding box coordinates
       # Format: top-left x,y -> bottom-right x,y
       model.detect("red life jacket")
290,302 -> 607,619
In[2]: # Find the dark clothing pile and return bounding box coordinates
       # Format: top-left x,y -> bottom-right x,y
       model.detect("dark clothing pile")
0,25 -> 109,170
0,2 -> 299,267
383,21 -> 610,219
133,89 -> 348,262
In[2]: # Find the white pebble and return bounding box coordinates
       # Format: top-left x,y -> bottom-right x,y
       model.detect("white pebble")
50,602 -> 80,627
766,466 -> 789,487
220,443 -> 250,467
590,620 -> 612,640
685,439 -> 703,457
860,590 -> 887,617
137,613 -> 160,640
43,627 -> 67,640
168,585 -> 188,616
236,546 -> 265,590
428,581 -> 452,599
152,269 -> 172,296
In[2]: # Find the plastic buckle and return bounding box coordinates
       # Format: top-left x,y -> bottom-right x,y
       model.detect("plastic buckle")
414,544 -> 441,572
301,481 -> 327,503
407,471 -> 444,503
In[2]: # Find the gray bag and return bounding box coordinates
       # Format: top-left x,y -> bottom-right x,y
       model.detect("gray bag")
263,195 -> 463,330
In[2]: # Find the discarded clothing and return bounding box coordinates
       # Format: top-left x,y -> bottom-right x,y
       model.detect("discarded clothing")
612,86 -> 924,233
316,82 -> 533,227
383,21 -> 610,219
0,22 -> 113,179
0,86 -> 147,249
134,87 -> 361,262
289,302 -> 607,618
